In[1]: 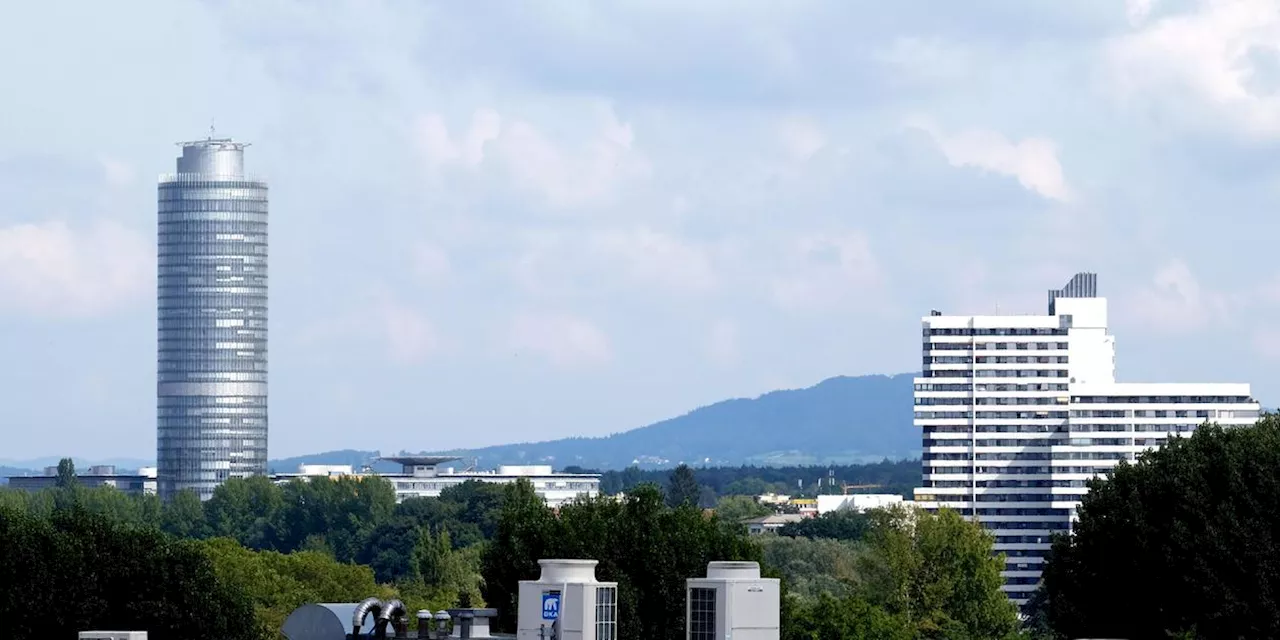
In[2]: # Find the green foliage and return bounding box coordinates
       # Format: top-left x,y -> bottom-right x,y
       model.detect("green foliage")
665,464 -> 702,507
55,457 -> 77,489
357,516 -> 422,583
859,507 -> 1019,640
0,505 -> 257,640
773,507 -> 1017,640
713,495 -> 771,523
162,488 -> 208,538
598,459 -> 920,498
783,592 -> 914,640
777,510 -> 871,541
759,536 -> 863,601
200,537 -> 394,639
1029,416 -> 1280,639
483,480 -> 762,640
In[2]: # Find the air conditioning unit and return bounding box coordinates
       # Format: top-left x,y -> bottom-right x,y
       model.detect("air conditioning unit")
686,562 -> 779,640
79,633 -> 147,640
517,559 -> 618,640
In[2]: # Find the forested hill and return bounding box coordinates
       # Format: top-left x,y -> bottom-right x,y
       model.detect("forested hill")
428,373 -> 917,470
266,373 -> 917,472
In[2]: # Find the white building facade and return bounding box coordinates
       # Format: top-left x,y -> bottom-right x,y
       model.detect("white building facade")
912,273 -> 1259,605
273,456 -> 601,508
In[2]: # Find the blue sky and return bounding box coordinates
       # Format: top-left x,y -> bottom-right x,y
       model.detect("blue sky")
3,0 -> 1280,460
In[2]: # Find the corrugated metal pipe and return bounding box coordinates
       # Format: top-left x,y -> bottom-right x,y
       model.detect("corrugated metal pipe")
416,610 -> 432,639
378,599 -> 408,638
352,597 -> 384,637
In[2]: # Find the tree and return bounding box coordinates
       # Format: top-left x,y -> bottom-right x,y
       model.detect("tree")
201,536 -> 393,638
54,457 -> 81,510
859,506 -> 1019,640
783,592 -> 913,640
714,495 -> 771,523
55,457 -> 77,490
759,536 -> 864,601
161,488 -> 208,539
0,505 -> 257,640
665,464 -> 701,508
205,475 -> 284,549
1029,417 -> 1280,639
357,516 -> 422,583
777,509 -> 871,541
481,479 -> 560,631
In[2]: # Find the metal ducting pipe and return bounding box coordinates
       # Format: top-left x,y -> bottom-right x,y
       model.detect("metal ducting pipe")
379,599 -> 407,639
352,597 -> 384,637
416,610 -> 433,639
433,611 -> 451,639
458,610 -> 474,639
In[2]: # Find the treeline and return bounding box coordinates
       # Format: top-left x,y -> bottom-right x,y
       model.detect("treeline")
0,465 -> 500,638
571,457 -> 920,500
484,481 -> 1020,640
0,460 -> 1022,640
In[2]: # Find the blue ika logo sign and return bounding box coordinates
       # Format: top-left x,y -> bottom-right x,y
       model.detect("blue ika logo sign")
542,593 -> 560,620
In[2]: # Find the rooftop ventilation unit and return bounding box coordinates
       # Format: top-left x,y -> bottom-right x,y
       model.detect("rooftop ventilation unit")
517,559 -> 618,640
79,634 -> 147,640
686,561 -> 780,640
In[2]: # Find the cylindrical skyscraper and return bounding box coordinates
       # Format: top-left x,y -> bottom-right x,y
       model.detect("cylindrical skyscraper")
157,137 -> 268,501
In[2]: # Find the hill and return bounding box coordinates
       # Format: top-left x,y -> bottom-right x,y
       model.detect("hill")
416,373 -> 918,470
6,373 -> 918,476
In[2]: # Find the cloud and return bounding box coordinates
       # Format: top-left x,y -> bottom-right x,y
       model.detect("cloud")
1126,0 -> 1159,25
1121,260 -> 1233,334
97,157 -> 135,188
0,219 -> 151,317
414,109 -> 501,169
295,292 -> 439,365
379,300 -> 438,364
509,227 -> 718,297
412,104 -> 649,209
508,310 -> 612,369
707,320 -> 740,365
778,116 -> 826,161
769,231 -> 882,310
1107,0 -> 1280,138
908,118 -> 1073,201
411,243 -> 452,286
585,228 -> 718,293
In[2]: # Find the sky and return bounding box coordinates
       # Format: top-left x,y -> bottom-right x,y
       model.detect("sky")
2,0 -> 1280,461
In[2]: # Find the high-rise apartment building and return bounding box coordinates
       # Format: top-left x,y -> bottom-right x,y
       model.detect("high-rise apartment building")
157,137 -> 269,501
912,273 -> 1259,605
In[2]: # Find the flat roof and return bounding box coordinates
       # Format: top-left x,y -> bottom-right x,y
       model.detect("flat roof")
379,456 -> 461,466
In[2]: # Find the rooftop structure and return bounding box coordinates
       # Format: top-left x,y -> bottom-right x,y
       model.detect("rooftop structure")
687,562 -> 780,640
912,272 -> 1260,606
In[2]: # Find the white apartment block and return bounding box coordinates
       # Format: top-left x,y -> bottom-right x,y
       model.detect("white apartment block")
912,273 -> 1259,606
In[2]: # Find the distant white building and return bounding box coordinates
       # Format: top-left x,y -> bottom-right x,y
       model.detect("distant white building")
815,493 -> 906,515
741,514 -> 806,535
912,272 -> 1260,606
272,456 -> 600,508
6,465 -> 158,497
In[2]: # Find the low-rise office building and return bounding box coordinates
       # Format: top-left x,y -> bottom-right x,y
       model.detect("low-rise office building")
272,456 -> 601,507
6,465 -> 158,497
815,493 -> 908,515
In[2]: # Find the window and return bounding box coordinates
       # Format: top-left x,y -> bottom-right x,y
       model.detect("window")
689,587 -> 716,640
596,586 -> 618,640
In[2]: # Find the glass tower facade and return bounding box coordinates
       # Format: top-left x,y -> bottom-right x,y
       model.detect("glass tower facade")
157,138 -> 268,501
